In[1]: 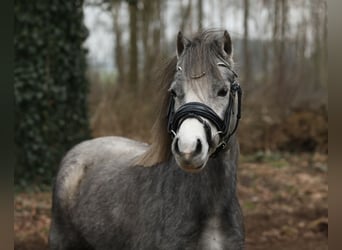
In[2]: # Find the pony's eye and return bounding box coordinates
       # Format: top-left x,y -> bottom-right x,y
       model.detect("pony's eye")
217,87 -> 228,97
217,62 -> 227,68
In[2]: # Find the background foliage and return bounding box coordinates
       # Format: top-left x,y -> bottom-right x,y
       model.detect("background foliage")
13,0 -> 328,185
87,0 -> 328,155
14,0 -> 90,187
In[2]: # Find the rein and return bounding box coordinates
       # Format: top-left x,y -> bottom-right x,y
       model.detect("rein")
167,67 -> 242,157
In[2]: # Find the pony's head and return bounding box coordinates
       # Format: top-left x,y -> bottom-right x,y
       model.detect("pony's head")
137,30 -> 241,172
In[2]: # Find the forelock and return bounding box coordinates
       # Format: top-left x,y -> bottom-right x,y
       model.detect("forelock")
179,30 -> 233,82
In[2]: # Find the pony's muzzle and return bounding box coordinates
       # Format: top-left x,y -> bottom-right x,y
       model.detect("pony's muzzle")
174,138 -> 202,158
171,118 -> 210,171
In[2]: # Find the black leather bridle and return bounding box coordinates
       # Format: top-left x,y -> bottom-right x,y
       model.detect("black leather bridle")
167,67 -> 242,157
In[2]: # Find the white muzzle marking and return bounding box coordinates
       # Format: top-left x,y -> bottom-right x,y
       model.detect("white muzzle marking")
172,118 -> 209,170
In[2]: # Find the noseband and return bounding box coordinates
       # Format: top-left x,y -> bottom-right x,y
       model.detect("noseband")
167,69 -> 242,157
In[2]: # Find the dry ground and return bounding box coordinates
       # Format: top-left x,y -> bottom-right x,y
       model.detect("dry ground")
14,153 -> 327,250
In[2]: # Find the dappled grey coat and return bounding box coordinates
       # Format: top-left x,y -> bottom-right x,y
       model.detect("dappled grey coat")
49,136 -> 244,250
49,30 -> 245,250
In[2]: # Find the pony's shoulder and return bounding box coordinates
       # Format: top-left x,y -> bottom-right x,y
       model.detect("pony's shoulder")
59,136 -> 149,174
54,136 -> 149,210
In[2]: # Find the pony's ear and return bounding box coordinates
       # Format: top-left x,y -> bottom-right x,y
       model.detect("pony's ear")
177,31 -> 190,58
222,30 -> 233,57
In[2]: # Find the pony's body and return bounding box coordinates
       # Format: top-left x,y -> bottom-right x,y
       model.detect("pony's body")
50,30 -> 245,250
50,136 -> 243,250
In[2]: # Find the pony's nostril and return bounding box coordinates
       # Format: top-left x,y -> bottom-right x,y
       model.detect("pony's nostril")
174,138 -> 180,154
195,139 -> 202,155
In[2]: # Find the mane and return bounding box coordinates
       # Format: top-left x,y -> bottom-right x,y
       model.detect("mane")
136,30 -> 234,167
135,57 -> 177,167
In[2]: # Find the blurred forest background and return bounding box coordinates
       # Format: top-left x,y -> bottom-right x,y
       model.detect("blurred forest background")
86,0 -> 328,155
14,0 -> 328,249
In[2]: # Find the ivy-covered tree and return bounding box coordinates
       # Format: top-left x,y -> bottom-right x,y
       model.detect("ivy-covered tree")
14,0 -> 90,187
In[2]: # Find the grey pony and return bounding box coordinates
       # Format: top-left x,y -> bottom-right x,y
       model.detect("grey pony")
49,29 -> 245,250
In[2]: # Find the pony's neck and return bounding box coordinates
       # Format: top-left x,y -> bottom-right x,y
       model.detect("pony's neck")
166,150 -> 235,208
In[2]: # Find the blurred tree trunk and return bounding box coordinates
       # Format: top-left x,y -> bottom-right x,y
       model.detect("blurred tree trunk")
272,0 -> 279,78
311,1 -> 327,89
158,0 -> 165,48
262,42 -> 269,84
141,0 -> 161,89
179,0 -> 192,32
152,0 -> 161,60
311,2 -> 320,89
279,0 -> 287,80
322,0 -> 328,88
272,0 -> 288,107
141,0 -> 152,87
298,15 -> 308,84
112,3 -> 125,84
261,0 -> 272,85
243,0 -> 250,88
197,0 -> 203,30
128,0 -> 138,88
